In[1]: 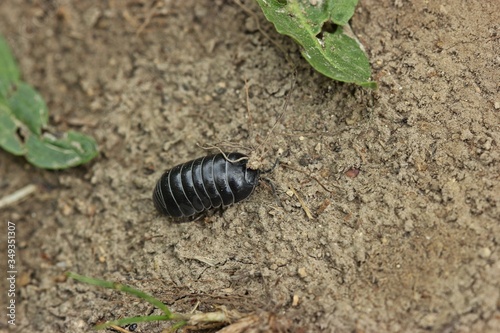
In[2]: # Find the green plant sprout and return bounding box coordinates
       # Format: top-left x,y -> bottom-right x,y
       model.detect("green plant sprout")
0,36 -> 98,169
255,0 -> 376,88
67,272 -> 243,331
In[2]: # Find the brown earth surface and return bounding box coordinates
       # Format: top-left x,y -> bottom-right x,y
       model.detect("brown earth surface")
0,1 -> 499,332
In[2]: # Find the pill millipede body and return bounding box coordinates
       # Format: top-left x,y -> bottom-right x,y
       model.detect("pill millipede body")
152,152 -> 260,218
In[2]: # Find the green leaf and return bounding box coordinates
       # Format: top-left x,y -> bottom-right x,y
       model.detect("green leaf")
255,0 -> 376,88
330,0 -> 359,26
25,131 -> 99,170
0,35 -> 99,169
0,100 -> 25,155
0,36 -> 20,97
6,82 -> 48,135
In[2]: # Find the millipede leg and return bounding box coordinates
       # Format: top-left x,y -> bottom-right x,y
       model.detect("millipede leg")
261,177 -> 281,207
261,157 -> 280,174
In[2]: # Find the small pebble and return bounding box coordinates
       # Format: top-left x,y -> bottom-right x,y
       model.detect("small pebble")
345,167 -> 360,178
479,247 -> 491,259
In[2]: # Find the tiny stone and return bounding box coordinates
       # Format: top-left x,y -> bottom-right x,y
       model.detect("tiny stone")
419,313 -> 437,328
61,203 -> 73,216
298,267 -> 307,278
83,7 -> 101,27
315,142 -> 321,153
479,247 -> 491,259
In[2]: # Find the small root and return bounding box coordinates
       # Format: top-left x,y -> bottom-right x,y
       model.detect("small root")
289,186 -> 314,220
108,324 -> 130,333
0,184 -> 37,209
281,164 -> 338,194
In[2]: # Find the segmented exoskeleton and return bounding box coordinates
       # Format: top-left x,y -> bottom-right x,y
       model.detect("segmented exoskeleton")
152,152 -> 260,218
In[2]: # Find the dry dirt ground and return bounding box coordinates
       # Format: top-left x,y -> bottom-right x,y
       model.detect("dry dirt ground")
0,1 -> 499,332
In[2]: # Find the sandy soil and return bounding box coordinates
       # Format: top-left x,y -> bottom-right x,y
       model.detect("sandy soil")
0,0 -> 499,332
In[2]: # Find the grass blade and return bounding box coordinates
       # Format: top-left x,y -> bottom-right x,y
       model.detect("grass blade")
67,272 -> 172,317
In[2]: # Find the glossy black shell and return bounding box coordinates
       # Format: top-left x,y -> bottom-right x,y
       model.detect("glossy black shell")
152,152 -> 260,218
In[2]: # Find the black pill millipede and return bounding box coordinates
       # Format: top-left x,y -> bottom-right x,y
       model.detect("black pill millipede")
152,152 -> 270,218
